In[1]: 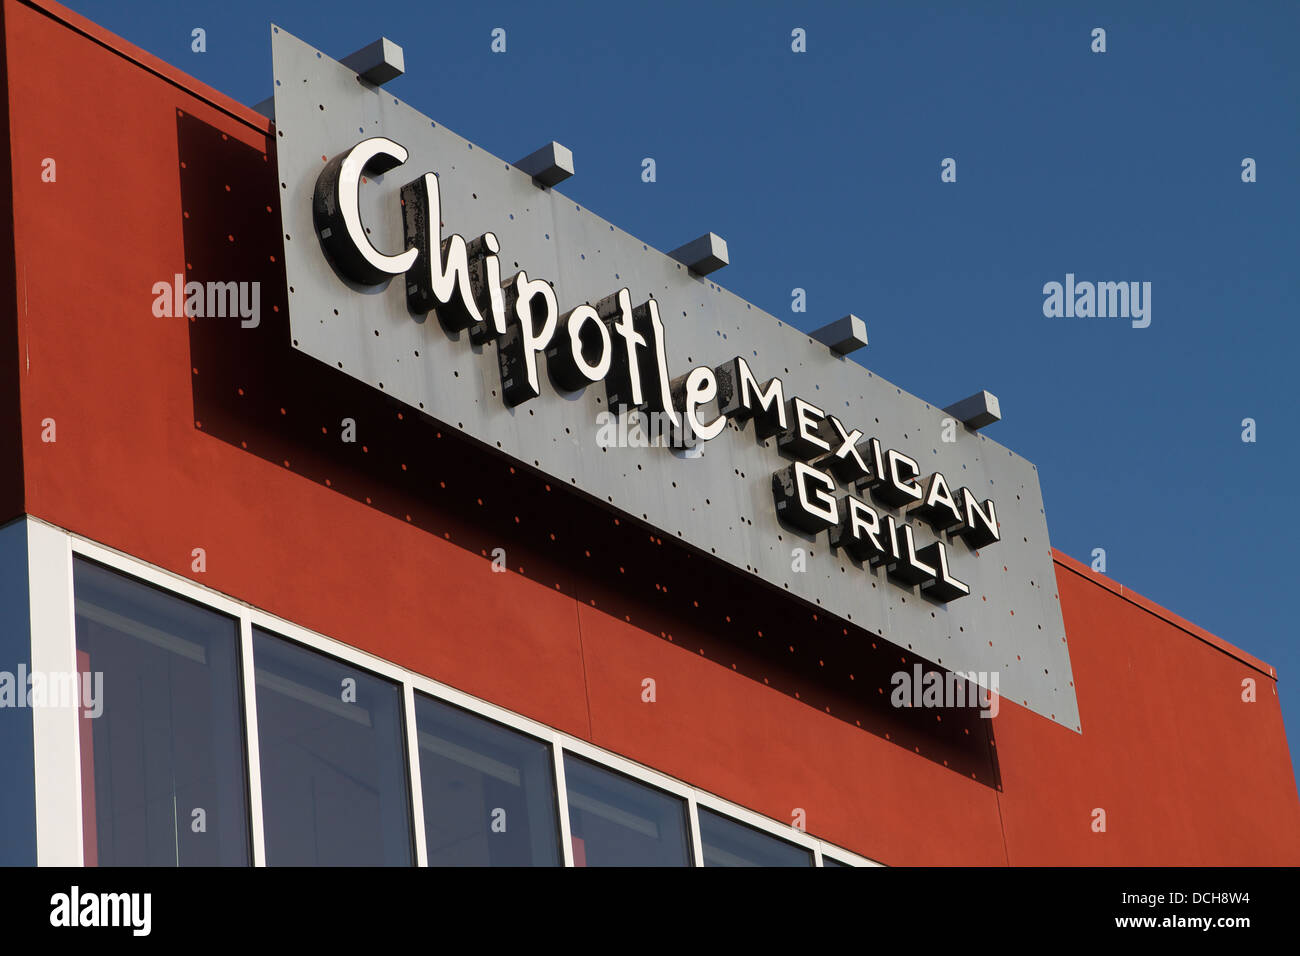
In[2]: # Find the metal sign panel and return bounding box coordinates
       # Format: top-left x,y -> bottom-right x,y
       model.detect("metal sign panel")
271,25 -> 1079,730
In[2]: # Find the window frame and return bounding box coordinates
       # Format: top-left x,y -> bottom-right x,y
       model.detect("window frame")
411,688 -> 565,867
695,803 -> 816,867
249,624 -> 418,866
72,553 -> 254,866
562,751 -> 695,867
27,518 -> 879,868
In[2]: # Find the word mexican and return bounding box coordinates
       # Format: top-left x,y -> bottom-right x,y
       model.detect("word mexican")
151,275 -> 261,328
1042,273 -> 1151,328
313,137 -> 1000,602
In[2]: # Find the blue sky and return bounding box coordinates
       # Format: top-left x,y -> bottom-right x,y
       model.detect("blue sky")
62,0 -> 1300,783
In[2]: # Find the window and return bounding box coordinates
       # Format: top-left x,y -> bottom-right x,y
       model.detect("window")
73,558 -> 250,865
0,520 -> 36,866
252,629 -> 412,865
63,543 -> 873,868
563,755 -> 691,866
698,807 -> 813,866
415,694 -> 560,866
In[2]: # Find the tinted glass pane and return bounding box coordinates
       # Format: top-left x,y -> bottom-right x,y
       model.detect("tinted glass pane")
415,695 -> 560,866
698,808 -> 813,866
821,854 -> 852,867
563,756 -> 690,866
73,559 -> 250,866
253,629 -> 412,865
0,521 -> 36,865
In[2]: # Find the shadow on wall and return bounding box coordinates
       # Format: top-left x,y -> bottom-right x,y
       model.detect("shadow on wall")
176,110 -> 1003,791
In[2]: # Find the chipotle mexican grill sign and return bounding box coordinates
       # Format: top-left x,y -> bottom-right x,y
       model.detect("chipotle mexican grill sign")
270,25 -> 1080,730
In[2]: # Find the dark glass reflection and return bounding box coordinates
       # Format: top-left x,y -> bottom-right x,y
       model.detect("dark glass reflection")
563,756 -> 690,866
253,629 -> 412,865
73,559 -> 250,866
415,694 -> 560,866
698,808 -> 813,866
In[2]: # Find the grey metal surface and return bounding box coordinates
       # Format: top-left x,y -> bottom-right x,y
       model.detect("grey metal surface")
271,25 -> 1080,730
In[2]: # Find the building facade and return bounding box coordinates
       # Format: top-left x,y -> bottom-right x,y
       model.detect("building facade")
1,0 -> 1297,866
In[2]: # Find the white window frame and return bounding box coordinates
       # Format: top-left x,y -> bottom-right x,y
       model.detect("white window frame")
31,517 -> 880,868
